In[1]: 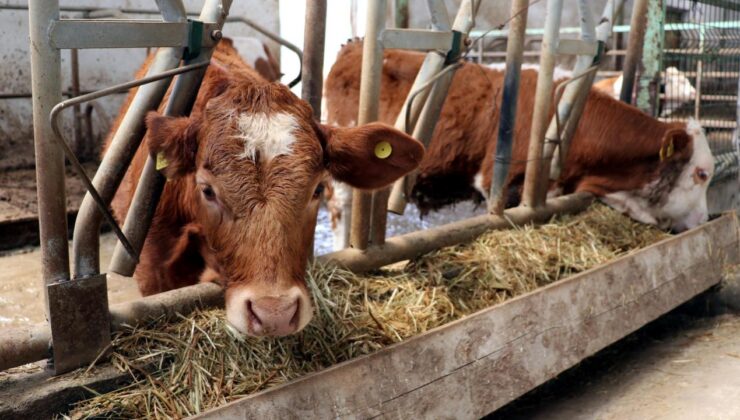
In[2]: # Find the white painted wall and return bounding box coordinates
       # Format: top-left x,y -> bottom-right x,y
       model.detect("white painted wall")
0,0 -> 279,169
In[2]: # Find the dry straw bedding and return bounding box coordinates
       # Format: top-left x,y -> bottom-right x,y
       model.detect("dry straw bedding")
66,203 -> 669,419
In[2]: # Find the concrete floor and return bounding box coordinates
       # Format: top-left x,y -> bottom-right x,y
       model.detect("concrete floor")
490,272 -> 740,420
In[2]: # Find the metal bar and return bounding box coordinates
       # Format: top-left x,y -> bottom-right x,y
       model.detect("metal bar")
521,0 -> 562,209
300,0 -> 326,257
50,20 -> 192,49
322,193 -> 593,273
635,0 -> 664,115
619,0 -> 649,104
48,68 -> 212,264
489,0 -> 529,215
350,0 -> 387,250
300,0 -> 326,118
29,0 -> 68,292
381,29 -> 453,51
70,48 -> 83,158
108,0 -> 232,277
0,4 -> 200,15
556,39 -> 597,56
226,16 -> 303,88
73,39 -> 185,278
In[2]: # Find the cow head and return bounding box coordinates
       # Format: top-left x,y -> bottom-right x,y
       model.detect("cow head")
601,119 -> 714,232
146,78 -> 423,337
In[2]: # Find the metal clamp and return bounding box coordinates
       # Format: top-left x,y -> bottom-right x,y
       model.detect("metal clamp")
185,19 -> 204,60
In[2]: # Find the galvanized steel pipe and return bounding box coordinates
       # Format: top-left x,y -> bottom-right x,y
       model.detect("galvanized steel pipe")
350,0 -> 387,250
522,0 -> 563,209
620,0 -> 649,104
489,0 -> 530,215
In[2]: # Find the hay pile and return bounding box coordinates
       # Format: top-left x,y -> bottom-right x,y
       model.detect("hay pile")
65,203 -> 669,419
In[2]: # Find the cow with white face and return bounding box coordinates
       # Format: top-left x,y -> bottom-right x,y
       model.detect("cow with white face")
323,40 -> 714,250
110,40 -> 424,337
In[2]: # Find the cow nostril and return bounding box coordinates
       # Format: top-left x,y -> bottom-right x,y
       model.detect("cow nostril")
289,299 -> 300,328
246,300 -> 262,327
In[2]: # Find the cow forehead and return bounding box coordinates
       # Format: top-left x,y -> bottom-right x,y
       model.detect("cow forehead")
235,111 -> 299,162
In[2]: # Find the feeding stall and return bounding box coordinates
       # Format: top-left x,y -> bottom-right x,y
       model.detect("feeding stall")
0,0 -> 738,418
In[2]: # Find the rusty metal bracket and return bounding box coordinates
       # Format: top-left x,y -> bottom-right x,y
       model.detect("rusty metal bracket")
46,274 -> 110,374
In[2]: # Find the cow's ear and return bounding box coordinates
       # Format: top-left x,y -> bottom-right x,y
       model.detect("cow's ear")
660,128 -> 691,161
321,122 -> 424,189
146,112 -> 201,179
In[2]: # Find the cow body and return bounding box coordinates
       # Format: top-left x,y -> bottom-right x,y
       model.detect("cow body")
110,40 -> 424,336
324,41 -> 714,246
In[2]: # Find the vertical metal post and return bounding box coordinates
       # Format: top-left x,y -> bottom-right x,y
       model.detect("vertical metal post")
620,0 -> 649,104
488,0 -> 530,215
109,0 -> 233,276
301,0 -> 327,257
521,0 -> 562,209
350,0 -> 386,250
70,48 -> 84,159
694,26 -> 705,120
302,0 -> 327,119
29,0 -> 68,295
386,0 -> 479,216
635,0 -> 664,115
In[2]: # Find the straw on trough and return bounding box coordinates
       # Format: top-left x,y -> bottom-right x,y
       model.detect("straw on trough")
65,203 -> 669,419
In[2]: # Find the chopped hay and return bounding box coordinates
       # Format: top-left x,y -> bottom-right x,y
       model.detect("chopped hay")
65,203 -> 669,419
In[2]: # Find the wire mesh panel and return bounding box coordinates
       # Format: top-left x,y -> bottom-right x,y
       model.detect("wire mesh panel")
661,0 -> 740,182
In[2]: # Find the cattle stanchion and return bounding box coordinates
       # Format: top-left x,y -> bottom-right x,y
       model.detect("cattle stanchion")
107,0 -> 232,278
25,0 -> 233,374
634,0 -> 665,115
489,0 -> 530,215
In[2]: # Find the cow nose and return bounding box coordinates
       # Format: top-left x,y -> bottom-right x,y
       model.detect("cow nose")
246,296 -> 300,337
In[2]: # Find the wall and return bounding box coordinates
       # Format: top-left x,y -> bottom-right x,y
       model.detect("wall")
0,0 -> 279,170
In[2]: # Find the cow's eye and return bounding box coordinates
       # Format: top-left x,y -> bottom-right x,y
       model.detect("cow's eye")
312,183 -> 325,199
201,185 -> 217,201
696,168 -> 709,183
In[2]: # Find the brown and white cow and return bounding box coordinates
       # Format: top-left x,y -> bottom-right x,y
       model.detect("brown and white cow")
324,40 -> 714,248
110,40 -> 424,336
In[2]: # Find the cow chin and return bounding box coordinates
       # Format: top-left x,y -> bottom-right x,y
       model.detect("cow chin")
225,284 -> 313,337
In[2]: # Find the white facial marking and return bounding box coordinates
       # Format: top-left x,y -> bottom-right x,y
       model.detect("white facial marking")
235,111 -> 299,162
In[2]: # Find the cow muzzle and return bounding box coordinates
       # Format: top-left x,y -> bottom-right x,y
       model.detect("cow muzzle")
226,285 -> 313,337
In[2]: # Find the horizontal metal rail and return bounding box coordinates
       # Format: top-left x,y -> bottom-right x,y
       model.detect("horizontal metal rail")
48,61 -> 210,262
50,20 -> 218,49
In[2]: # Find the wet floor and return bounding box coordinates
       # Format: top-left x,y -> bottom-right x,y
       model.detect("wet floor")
0,202 -> 484,328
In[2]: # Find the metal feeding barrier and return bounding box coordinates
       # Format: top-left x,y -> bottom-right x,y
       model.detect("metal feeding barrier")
12,0 -> 231,375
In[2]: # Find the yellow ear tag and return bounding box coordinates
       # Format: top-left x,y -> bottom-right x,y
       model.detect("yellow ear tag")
156,152 -> 169,171
374,141 -> 392,159
659,139 -> 674,162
